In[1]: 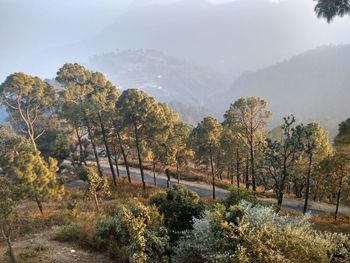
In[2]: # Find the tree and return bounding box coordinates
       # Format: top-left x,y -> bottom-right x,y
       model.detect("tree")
225,97 -> 271,191
334,118 -> 350,151
0,124 -> 33,170
173,123 -> 193,184
116,89 -> 159,191
320,153 -> 350,219
89,71 -> 120,186
314,0 -> 350,22
56,63 -> 104,177
11,151 -> 64,215
58,92 -> 88,165
79,166 -> 110,212
301,122 -> 332,214
191,116 -> 222,200
0,73 -> 56,150
0,177 -> 20,263
262,116 -> 304,211
222,111 -> 248,188
35,116 -> 75,166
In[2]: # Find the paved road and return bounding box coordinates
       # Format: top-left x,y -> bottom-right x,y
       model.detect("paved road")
73,160 -> 350,216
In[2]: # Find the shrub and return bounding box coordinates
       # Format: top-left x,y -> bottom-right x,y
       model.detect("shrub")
172,218 -> 219,263
54,220 -> 95,248
150,185 -> 204,239
93,200 -> 169,263
223,187 -> 260,207
172,201 -> 350,263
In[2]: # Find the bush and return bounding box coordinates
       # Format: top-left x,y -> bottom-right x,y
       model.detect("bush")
224,187 -> 260,207
172,218 -> 219,263
150,185 -> 204,239
54,218 -> 96,248
172,201 -> 350,263
93,200 -> 169,263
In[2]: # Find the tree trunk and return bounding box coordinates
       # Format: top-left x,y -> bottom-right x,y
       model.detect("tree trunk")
335,176 -> 343,220
6,236 -> 16,263
276,190 -> 284,213
117,131 -> 131,183
250,137 -> 256,191
35,196 -> 44,216
209,145 -> 216,200
97,112 -> 117,186
133,121 -> 146,191
75,128 -> 87,165
236,150 -> 240,189
1,227 -> 17,263
113,148 -> 120,177
85,118 -> 103,177
166,168 -> 171,188
94,192 -> 100,212
303,153 -> 313,214
152,160 -> 157,186
245,155 -> 249,189
176,162 -> 180,184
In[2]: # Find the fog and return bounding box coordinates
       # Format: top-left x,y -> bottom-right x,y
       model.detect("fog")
1,0 -> 350,128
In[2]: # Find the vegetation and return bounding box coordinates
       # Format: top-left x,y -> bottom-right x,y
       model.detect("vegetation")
150,185 -> 205,240
1,61 -> 350,262
314,0 -> 350,22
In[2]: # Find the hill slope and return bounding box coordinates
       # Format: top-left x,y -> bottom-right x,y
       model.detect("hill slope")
90,49 -> 229,105
90,0 -> 350,78
217,44 -> 350,136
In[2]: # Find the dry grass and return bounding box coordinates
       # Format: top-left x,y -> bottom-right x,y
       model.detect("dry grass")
311,215 -> 350,234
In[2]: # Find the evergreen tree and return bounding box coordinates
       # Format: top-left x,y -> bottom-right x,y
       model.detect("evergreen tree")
314,0 -> 350,22
0,73 -> 56,150
225,97 -> 271,191
191,116 -> 222,200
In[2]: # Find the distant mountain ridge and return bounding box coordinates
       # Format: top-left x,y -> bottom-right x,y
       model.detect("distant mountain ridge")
89,0 -> 350,79
89,49 -> 229,106
216,44 -> 350,137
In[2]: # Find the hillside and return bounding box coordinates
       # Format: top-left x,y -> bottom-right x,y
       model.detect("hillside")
90,0 -> 350,78
217,44 -> 350,136
89,49 -> 228,123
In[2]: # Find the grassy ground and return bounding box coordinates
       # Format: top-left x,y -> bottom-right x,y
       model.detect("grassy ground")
2,170 -> 349,262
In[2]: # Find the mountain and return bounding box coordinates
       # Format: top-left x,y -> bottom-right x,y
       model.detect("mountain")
217,44 -> 350,137
89,49 -> 229,106
90,0 -> 350,79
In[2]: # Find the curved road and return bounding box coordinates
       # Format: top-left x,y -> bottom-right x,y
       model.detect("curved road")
73,160 -> 349,216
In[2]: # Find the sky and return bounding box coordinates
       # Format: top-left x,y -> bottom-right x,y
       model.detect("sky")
0,0 -> 349,81
0,0 -> 349,123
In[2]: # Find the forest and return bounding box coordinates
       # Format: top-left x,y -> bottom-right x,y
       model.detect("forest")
0,61 -> 350,263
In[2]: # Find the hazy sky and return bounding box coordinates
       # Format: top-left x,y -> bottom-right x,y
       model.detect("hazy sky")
0,0 -> 349,82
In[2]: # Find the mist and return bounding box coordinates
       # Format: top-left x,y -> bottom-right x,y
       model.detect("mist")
1,0 -> 350,128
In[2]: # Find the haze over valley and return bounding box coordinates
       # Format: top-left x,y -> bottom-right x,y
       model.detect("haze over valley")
1,0 -> 350,132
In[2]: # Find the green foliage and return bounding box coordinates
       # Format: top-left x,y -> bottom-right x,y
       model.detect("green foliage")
172,219 -> 218,263
0,176 -> 20,230
262,115 -> 304,208
334,118 -> 350,151
78,166 -> 110,211
173,201 -> 350,263
93,201 -> 169,262
224,187 -> 260,207
0,72 -> 56,149
0,124 -> 33,171
35,117 -> 74,165
150,185 -> 204,238
11,151 -> 64,215
314,0 -> 350,23
191,116 -> 222,161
